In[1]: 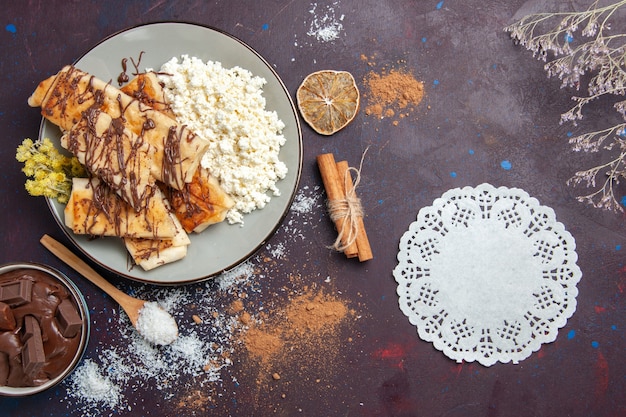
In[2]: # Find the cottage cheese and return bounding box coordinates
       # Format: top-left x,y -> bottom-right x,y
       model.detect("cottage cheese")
158,55 -> 288,224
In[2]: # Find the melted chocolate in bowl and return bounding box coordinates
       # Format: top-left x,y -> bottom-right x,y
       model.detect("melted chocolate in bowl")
0,263 -> 89,396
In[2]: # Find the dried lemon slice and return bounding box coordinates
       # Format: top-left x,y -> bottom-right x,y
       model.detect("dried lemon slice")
296,70 -> 360,135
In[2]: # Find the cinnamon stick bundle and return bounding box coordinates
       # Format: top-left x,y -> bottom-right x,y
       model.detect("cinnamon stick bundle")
317,153 -> 373,262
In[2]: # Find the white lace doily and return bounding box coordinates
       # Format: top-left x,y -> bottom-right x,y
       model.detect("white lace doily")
393,183 -> 582,366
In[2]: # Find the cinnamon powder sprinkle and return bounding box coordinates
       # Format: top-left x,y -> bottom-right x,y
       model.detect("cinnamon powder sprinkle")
284,291 -> 348,336
177,389 -> 211,414
243,290 -> 348,360
363,68 -> 424,124
241,289 -> 352,386
244,327 -> 284,360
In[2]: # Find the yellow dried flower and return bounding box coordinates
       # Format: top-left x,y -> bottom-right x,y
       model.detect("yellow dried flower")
15,137 -> 86,203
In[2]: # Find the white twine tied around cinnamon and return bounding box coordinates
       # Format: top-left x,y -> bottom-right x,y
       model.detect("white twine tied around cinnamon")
317,149 -> 374,262
328,160 -> 365,252
316,148 -> 372,261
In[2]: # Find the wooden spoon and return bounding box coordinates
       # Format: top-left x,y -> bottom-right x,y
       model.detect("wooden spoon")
40,234 -> 145,327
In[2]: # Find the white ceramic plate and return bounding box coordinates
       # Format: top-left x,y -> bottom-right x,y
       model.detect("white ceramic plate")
41,22 -> 302,285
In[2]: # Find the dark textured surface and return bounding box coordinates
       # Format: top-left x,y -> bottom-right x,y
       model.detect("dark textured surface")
1,1 -> 624,416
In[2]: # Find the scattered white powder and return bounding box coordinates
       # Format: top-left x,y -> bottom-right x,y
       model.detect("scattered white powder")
290,184 -> 322,214
215,260 -> 256,291
136,301 -> 178,346
158,55 -> 288,225
278,185 -> 326,244
63,284 -> 243,416
307,2 -> 345,42
67,359 -> 122,410
267,242 -> 286,258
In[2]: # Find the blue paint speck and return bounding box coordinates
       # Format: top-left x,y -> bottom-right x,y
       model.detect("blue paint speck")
617,244 -> 622,251
591,341 -> 599,348
611,324 -> 617,330
566,131 -> 573,137
564,33 -> 574,43
262,23 -> 269,31
501,160 -> 512,170
433,79 -> 440,86
378,199 -> 384,205
450,171 -> 457,178
436,0 -> 444,9
621,196 -> 626,207
5,23 -> 16,33
468,149 -> 475,155
567,329 -> 576,339
421,37 -> 427,43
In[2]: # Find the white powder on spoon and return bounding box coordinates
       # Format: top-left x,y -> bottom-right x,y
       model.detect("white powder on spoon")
64,278 -> 252,415
135,301 -> 178,345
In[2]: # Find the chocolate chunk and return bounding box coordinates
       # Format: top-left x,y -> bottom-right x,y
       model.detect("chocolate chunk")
22,315 -> 39,342
55,299 -> 82,338
0,302 -> 16,331
0,279 -> 33,307
0,352 -> 9,385
21,318 -> 45,377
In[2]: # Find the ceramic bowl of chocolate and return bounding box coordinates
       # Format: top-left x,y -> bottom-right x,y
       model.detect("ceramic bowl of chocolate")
0,262 -> 89,396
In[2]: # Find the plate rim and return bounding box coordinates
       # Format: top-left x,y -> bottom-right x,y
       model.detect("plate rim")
41,21 -> 303,285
